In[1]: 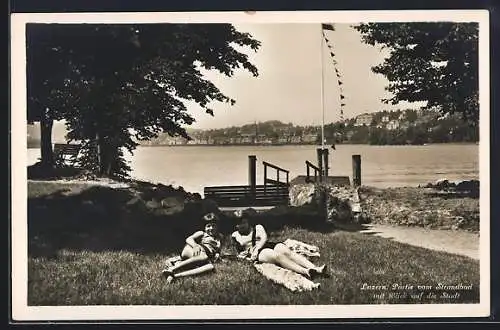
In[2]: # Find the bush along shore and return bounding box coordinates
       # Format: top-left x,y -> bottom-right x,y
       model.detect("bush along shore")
26,173 -> 480,305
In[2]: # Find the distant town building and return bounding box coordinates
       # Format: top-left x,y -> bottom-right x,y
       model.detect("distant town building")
354,113 -> 374,127
302,134 -> 318,143
256,134 -> 271,144
386,120 -> 400,130
399,122 -> 410,130
240,133 -> 253,144
381,115 -> 390,123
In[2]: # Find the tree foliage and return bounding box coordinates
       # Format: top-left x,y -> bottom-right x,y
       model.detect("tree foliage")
27,23 -> 260,176
354,23 -> 479,125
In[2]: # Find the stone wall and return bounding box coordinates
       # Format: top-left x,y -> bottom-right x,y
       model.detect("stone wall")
289,183 -> 316,207
288,183 -> 363,224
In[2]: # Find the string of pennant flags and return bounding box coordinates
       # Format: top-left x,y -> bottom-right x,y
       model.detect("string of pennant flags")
321,23 -> 345,122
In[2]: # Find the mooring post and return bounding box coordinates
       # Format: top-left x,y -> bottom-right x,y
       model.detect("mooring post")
323,148 -> 329,180
249,155 -> 257,197
352,154 -> 361,187
306,161 -> 310,182
316,148 -> 323,183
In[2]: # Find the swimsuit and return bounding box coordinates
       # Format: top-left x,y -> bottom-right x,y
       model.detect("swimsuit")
232,224 -> 279,258
200,232 -> 221,260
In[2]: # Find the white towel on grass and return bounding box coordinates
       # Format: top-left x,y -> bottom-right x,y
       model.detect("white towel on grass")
253,239 -> 321,292
283,239 -> 321,258
253,263 -> 321,292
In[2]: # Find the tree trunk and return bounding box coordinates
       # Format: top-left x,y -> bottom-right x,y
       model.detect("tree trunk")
96,132 -> 115,177
40,114 -> 54,167
96,132 -> 106,176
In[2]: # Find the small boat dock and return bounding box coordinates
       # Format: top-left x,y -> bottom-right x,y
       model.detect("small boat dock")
289,175 -> 350,186
203,147 -> 361,212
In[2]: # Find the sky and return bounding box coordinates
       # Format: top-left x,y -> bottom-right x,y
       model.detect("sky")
187,23 -> 423,130
29,22 -> 426,138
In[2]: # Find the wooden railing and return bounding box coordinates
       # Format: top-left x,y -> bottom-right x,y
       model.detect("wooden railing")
263,161 -> 289,190
305,160 -> 321,183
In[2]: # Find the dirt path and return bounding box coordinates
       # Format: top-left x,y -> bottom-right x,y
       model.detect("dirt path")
358,224 -> 480,260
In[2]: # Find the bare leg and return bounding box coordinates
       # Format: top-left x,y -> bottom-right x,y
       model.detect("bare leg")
173,263 -> 214,278
180,245 -> 195,259
169,254 -> 209,273
274,243 -> 324,272
258,249 -> 310,277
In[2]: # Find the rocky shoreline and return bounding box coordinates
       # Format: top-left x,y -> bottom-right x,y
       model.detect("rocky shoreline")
28,176 -> 480,238
278,178 -> 479,232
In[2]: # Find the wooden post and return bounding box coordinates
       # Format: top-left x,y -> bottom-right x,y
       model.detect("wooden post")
306,162 -> 310,182
323,148 -> 329,180
352,154 -> 361,187
263,162 -> 267,193
317,148 -> 323,183
249,155 -> 257,196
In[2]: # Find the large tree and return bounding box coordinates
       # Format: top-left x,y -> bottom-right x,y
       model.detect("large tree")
354,23 -> 479,125
27,23 -> 260,176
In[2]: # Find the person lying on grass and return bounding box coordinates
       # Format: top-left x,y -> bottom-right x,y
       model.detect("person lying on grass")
231,209 -> 329,280
162,212 -> 222,284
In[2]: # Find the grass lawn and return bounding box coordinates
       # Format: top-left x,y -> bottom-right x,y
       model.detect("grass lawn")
26,181 -> 480,305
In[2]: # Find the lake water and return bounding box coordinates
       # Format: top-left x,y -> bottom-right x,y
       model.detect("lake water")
27,144 -> 479,195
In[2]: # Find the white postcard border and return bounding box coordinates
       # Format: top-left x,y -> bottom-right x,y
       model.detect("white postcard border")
10,10 -> 491,321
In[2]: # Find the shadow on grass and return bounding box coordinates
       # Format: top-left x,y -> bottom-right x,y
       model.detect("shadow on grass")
28,181 -> 218,258
28,179 -> 338,260
330,221 -> 383,235
255,205 -> 337,233
28,162 -> 85,180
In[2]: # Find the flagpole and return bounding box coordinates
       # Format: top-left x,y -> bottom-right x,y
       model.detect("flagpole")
320,25 -> 325,151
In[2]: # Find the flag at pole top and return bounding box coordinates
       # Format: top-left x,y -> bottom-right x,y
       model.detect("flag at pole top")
322,23 -> 335,31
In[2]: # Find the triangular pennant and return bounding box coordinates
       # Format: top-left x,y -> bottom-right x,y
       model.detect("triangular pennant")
324,37 -> 329,43
327,44 -> 332,49
338,80 -> 343,85
330,52 -> 336,57
336,73 -> 341,78
322,23 -> 335,31
340,95 -> 345,99
341,103 -> 346,107
332,60 -> 337,65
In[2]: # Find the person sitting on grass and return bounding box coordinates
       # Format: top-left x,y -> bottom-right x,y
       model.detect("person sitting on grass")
162,212 -> 222,284
231,209 -> 329,280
